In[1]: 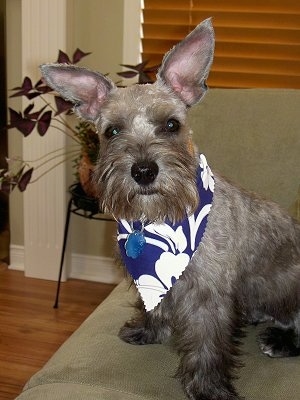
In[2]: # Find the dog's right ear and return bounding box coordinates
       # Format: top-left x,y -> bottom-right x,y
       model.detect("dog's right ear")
39,64 -> 116,121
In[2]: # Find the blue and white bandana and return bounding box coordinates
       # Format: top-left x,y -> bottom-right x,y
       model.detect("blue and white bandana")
117,154 -> 214,311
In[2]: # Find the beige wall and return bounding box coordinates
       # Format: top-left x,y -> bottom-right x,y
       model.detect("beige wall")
7,0 -> 139,259
67,0 -> 124,80
66,0 -> 124,258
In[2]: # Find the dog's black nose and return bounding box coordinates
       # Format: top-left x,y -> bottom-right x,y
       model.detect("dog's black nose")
131,161 -> 159,185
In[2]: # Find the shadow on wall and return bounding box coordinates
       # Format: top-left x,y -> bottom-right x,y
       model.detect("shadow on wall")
0,192 -> 9,263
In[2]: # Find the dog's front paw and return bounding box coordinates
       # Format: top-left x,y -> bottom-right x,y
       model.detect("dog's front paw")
258,326 -> 300,358
183,381 -> 242,400
118,324 -> 149,345
118,320 -> 159,345
179,368 -> 242,400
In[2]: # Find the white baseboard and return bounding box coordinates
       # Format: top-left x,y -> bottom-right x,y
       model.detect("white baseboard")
9,245 -> 25,271
9,245 -> 123,284
69,253 -> 123,284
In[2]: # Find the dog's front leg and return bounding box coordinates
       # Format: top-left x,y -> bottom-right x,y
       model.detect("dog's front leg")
119,297 -> 171,345
175,297 -> 242,400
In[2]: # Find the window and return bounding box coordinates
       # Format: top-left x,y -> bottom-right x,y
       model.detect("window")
141,0 -> 300,88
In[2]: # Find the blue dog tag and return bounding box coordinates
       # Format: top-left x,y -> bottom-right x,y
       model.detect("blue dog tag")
125,230 -> 146,259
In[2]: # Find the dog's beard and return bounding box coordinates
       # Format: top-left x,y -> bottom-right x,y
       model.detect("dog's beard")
94,152 -> 199,223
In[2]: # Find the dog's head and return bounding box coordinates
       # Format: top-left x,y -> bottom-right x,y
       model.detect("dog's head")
40,18 -> 214,222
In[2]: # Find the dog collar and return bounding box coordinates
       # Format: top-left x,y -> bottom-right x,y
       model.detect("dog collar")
117,154 -> 214,311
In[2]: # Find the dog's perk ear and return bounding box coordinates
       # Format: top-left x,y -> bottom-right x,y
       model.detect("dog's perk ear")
157,18 -> 215,106
39,64 -> 115,121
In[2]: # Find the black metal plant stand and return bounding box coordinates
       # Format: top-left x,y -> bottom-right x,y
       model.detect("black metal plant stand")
53,183 -> 115,308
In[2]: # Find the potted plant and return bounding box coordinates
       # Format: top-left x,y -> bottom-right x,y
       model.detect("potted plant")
0,48 -> 158,197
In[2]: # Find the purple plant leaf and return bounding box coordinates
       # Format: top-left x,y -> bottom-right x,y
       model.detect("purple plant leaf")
8,108 -> 23,126
24,103 -> 35,115
37,110 -> 52,136
72,48 -> 92,64
18,168 -> 34,192
57,50 -> 71,64
22,76 -> 33,91
145,64 -> 160,73
26,112 -> 40,120
12,76 -> 32,92
38,85 -> 53,95
54,96 -> 73,116
136,60 -> 152,72
8,108 -> 36,136
139,72 -> 154,84
35,79 -> 53,94
10,77 -> 33,97
118,60 -> 159,84
119,63 -> 136,70
9,90 -> 28,98
26,105 -> 47,120
26,91 -> 44,100
35,79 -> 43,88
117,71 -> 138,79
120,60 -> 149,72
17,119 -> 37,136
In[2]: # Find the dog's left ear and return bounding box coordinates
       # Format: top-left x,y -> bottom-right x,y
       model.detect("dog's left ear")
157,18 -> 215,106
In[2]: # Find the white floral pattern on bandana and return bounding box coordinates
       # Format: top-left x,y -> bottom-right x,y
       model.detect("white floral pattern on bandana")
117,154 -> 214,311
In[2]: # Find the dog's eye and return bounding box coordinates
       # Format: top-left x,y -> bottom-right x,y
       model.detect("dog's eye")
165,119 -> 180,133
105,126 -> 121,138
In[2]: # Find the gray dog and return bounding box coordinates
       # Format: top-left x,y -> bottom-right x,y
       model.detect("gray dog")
41,19 -> 300,400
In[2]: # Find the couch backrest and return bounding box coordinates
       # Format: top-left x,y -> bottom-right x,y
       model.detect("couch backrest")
189,89 -> 300,211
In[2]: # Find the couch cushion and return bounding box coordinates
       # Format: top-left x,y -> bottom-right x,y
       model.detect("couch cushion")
16,280 -> 300,400
189,89 -> 300,211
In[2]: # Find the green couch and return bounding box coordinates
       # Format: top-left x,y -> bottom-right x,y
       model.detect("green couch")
16,281 -> 300,400
15,89 -> 300,399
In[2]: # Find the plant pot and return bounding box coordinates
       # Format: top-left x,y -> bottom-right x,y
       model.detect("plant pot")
70,183 -> 100,215
77,152 -> 98,198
